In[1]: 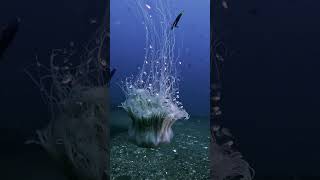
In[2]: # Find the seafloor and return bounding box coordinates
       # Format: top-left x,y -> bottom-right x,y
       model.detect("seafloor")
110,110 -> 210,180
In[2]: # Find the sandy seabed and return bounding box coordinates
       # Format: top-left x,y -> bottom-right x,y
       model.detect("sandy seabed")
110,110 -> 210,180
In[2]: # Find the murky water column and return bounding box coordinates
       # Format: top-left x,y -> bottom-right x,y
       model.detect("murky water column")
25,22 -> 109,180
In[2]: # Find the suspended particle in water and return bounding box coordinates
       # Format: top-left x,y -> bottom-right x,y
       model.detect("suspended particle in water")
213,106 -> 220,112
69,41 -> 74,47
145,61 -> 148,64
216,53 -> 224,62
62,74 -> 73,84
224,141 -> 234,146
89,18 -> 97,24
53,66 -> 60,71
63,48 -> 67,54
100,59 -> 107,67
149,45 -> 153,49
143,71 -> 147,75
63,66 -> 69,70
145,4 -> 151,9
212,96 -> 221,101
63,58 -> 69,63
178,61 -> 182,65
215,111 -> 222,115
173,149 -> 177,153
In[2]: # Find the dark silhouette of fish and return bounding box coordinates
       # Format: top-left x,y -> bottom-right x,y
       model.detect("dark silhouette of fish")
0,17 -> 20,60
171,11 -> 183,30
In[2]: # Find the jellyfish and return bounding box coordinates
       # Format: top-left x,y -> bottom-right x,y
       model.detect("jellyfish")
120,0 -> 189,147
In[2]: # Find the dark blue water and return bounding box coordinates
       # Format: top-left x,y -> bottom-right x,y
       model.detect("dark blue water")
0,0 -> 105,130
216,0 -> 320,176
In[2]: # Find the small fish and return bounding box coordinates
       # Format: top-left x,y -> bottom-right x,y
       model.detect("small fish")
171,11 -> 184,30
0,17 -> 20,60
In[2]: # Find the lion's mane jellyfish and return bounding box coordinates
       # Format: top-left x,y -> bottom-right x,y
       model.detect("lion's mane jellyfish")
120,0 -> 189,147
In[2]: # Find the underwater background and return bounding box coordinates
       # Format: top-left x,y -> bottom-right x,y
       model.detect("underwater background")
214,0 -> 320,177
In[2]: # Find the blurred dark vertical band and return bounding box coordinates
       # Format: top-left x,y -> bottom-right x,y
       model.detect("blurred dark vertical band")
211,0 -> 219,142
210,0 -> 214,133
210,0 -> 224,140
209,0 -> 216,179
104,0 -> 111,180
105,0 -> 110,179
